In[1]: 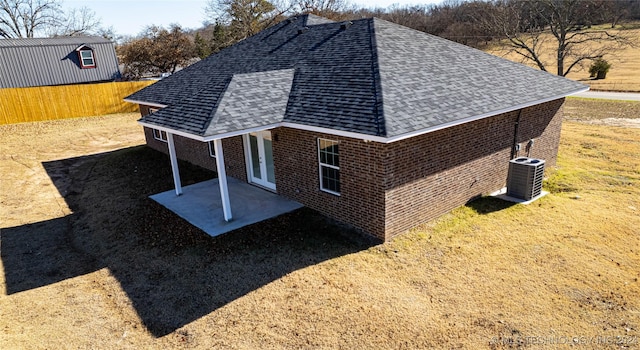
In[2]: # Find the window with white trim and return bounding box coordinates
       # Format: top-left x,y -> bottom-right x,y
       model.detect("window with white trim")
208,141 -> 216,158
78,49 -> 96,68
153,129 -> 168,142
318,138 -> 340,195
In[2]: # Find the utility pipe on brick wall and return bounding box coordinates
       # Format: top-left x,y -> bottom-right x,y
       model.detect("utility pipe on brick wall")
510,109 -> 522,160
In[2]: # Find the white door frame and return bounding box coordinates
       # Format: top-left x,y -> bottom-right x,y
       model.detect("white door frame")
243,130 -> 276,191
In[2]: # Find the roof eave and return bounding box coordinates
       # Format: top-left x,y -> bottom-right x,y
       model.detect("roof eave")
138,120 -> 206,141
138,86 -> 588,144
279,122 -> 389,143
138,120 -> 282,142
124,98 -> 169,108
382,86 -> 590,144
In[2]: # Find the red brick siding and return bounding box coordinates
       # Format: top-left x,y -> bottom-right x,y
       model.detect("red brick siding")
139,99 -> 564,242
383,99 -> 564,240
142,127 -> 214,168
139,104 -> 151,117
273,127 -> 388,239
143,127 -> 248,181
139,105 -> 248,181
221,136 -> 248,182
514,99 -> 564,166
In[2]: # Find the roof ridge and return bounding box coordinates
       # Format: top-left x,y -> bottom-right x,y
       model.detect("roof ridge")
199,77 -> 234,136
0,37 -> 112,48
368,18 -> 386,137
301,13 -> 336,26
0,36 -> 108,41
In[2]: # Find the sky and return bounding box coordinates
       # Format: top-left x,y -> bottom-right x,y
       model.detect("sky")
65,0 -> 441,37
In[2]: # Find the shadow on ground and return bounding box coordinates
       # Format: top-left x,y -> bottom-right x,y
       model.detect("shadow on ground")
465,196 -> 516,215
1,146 -> 373,337
1,217 -> 99,294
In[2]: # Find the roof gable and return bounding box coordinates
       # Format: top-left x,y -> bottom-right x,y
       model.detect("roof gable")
129,15 -> 587,141
74,44 -> 94,51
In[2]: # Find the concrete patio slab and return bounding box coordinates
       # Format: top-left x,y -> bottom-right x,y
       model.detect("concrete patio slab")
150,178 -> 303,237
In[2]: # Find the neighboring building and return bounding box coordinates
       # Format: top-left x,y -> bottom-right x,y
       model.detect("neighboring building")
0,37 -> 120,88
125,14 -> 588,242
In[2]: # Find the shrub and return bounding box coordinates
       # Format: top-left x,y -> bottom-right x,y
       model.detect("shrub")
588,59 -> 611,79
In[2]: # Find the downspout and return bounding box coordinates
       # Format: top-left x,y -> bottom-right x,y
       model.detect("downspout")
510,109 -> 522,160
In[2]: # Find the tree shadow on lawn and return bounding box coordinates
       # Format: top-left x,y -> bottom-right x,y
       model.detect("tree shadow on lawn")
1,146 -> 374,337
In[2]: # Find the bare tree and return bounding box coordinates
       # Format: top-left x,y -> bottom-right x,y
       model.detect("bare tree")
0,0 -> 61,38
118,25 -> 197,79
599,0 -> 631,28
1,0 -> 103,38
481,0 -> 635,76
379,4 -> 432,32
205,0 -> 282,40
96,25 -> 120,42
52,6 -> 101,36
290,0 -> 351,20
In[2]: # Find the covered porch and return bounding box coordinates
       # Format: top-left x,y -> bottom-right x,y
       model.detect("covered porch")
135,68 -> 298,235
150,177 -> 303,237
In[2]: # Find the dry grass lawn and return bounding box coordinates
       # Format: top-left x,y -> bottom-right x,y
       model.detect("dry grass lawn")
487,25 -> 640,92
565,97 -> 640,128
1,102 -> 639,348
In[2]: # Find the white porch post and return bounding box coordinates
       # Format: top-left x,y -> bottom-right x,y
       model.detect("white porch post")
166,133 -> 182,196
213,138 -> 232,221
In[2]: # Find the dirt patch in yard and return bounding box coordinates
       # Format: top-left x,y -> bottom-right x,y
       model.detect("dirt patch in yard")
0,114 -> 146,228
577,117 -> 640,128
1,111 -> 639,348
565,97 -> 640,128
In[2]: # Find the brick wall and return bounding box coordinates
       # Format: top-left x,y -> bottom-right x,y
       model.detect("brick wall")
514,99 -> 564,165
383,98 -> 564,240
139,99 -> 564,242
139,104 -> 152,117
273,127 -> 388,240
139,105 -> 247,182
142,127 -> 248,181
221,137 -> 249,182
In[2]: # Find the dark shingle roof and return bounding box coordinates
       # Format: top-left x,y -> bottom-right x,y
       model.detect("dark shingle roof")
373,20 -> 584,135
0,36 -> 120,88
127,15 -> 587,140
205,68 -> 295,135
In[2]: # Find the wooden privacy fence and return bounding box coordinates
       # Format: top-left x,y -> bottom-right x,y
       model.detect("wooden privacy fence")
0,81 -> 155,125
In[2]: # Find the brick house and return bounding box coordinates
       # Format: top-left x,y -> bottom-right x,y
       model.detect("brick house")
125,14 -> 587,242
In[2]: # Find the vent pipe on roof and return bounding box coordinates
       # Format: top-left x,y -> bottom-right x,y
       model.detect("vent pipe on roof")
340,21 -> 353,30
298,26 -> 309,34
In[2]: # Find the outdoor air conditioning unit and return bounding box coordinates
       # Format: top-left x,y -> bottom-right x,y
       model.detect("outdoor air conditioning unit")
506,157 -> 545,200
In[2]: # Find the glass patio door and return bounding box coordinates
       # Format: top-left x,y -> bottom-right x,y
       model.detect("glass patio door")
247,130 -> 275,190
